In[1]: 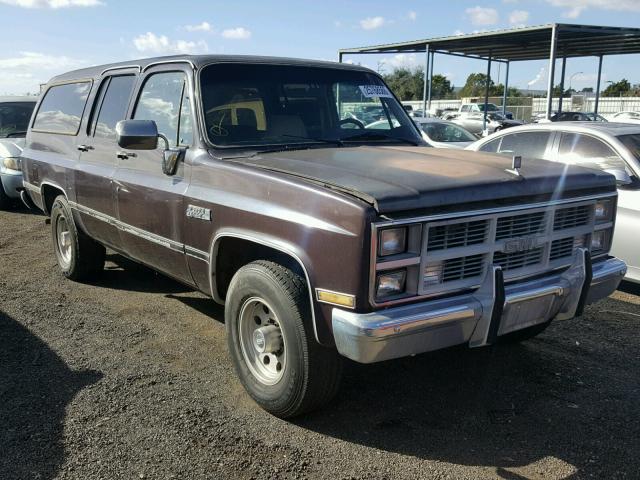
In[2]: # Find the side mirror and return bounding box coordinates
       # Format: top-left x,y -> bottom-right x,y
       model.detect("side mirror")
116,120 -> 159,150
604,168 -> 632,186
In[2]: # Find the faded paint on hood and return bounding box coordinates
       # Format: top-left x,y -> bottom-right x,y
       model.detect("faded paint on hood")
229,146 -> 616,213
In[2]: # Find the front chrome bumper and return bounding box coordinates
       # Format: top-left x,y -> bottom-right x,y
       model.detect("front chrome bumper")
332,250 -> 626,364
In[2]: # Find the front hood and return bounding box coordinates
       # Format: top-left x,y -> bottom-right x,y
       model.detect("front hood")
229,146 -> 615,214
0,137 -> 25,158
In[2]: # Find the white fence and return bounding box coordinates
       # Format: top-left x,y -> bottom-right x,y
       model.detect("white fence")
402,97 -> 640,121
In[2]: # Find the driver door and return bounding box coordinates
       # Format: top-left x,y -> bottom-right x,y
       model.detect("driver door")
113,66 -> 194,283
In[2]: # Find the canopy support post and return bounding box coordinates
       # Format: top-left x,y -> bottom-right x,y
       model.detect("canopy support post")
482,52 -> 492,134
594,55 -> 604,116
422,44 -> 430,115
502,61 -> 510,116
558,56 -> 567,113
427,51 -> 434,112
546,24 -> 558,119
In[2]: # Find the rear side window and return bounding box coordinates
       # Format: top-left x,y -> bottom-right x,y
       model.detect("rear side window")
558,133 -> 626,171
91,75 -> 136,139
133,72 -> 190,147
496,132 -> 551,159
32,82 -> 91,135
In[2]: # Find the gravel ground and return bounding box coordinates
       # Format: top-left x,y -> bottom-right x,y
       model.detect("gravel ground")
1,205 -> 639,480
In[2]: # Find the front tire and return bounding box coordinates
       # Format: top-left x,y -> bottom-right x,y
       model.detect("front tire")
50,195 -> 105,280
226,261 -> 342,418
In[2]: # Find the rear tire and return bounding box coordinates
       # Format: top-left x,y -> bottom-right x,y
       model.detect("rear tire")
226,260 -> 342,418
50,195 -> 105,281
498,320 -> 551,344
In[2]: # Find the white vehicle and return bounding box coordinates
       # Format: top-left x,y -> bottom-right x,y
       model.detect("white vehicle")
0,96 -> 38,209
467,122 -> 640,283
608,111 -> 640,124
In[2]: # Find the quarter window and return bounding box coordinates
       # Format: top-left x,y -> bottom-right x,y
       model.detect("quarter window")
92,75 -> 136,139
32,82 -> 91,134
133,72 -> 189,147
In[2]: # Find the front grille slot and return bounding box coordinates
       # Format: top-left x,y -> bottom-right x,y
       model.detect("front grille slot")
427,220 -> 488,251
550,237 -> 574,261
493,247 -> 544,271
496,212 -> 546,240
442,254 -> 485,282
554,205 -> 591,230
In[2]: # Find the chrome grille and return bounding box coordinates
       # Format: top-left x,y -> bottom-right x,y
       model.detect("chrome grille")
496,211 -> 546,240
427,220 -> 488,251
372,195 -> 611,305
494,248 -> 544,271
554,205 -> 591,230
442,255 -> 485,282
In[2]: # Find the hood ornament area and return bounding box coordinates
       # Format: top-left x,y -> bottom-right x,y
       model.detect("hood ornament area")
505,155 -> 523,177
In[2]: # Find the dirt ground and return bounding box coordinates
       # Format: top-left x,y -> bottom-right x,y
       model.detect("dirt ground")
1,205 -> 639,480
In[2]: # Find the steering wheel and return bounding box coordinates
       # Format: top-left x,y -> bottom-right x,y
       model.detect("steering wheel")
338,118 -> 365,129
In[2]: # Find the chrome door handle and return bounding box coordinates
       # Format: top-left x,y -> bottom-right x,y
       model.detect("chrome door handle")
77,145 -> 93,152
116,151 -> 137,160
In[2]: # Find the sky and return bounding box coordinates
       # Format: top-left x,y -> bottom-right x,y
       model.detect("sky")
1,0 -> 640,95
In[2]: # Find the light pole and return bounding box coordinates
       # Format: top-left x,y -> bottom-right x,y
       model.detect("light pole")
568,71 -> 583,93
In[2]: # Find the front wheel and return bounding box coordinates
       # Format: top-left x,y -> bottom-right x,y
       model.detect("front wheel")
226,261 -> 342,418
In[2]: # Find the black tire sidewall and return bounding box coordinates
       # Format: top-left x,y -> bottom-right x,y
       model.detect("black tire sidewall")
51,196 -> 80,278
226,264 -> 309,415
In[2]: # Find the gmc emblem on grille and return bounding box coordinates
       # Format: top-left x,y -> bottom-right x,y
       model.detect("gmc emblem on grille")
502,236 -> 541,253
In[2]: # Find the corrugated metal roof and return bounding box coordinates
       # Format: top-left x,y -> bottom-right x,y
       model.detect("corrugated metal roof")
339,24 -> 640,62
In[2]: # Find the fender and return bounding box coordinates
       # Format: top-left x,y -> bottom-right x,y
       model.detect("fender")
209,229 -> 323,343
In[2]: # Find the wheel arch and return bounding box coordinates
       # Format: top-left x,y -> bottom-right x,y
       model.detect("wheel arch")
209,231 -> 326,345
40,181 -> 67,216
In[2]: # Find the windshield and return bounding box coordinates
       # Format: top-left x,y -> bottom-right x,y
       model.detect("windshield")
199,64 -> 421,148
0,102 -> 36,138
420,122 -> 476,143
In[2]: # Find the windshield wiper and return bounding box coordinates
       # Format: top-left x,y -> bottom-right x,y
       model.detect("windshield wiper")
279,134 -> 343,147
340,131 -> 420,146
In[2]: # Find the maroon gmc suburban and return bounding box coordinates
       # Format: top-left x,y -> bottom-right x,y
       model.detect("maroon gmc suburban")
21,55 -> 626,417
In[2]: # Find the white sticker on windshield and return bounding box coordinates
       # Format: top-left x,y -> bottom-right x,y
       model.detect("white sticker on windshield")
359,85 -> 393,98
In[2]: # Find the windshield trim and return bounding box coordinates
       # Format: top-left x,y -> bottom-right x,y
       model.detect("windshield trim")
196,61 -> 423,151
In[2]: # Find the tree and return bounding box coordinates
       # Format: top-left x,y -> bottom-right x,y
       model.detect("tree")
602,79 -> 631,97
382,69 -> 455,101
382,67 -> 424,101
459,73 -> 493,98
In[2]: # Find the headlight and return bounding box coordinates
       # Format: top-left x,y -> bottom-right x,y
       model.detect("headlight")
378,227 -> 407,256
591,229 -> 611,253
594,199 -> 613,223
376,269 -> 407,299
2,157 -> 21,171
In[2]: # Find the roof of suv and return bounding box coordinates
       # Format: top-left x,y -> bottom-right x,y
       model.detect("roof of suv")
0,96 -> 38,103
48,54 -> 373,83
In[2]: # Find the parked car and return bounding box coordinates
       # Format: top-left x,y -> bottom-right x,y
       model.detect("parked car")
444,103 -> 514,120
0,96 -> 37,209
468,122 -> 639,282
22,55 -> 626,417
412,117 -> 477,148
448,111 -> 522,135
608,111 -> 640,124
537,111 -> 608,123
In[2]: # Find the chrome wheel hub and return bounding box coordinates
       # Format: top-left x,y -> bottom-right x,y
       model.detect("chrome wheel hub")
56,215 -> 72,267
238,297 -> 286,386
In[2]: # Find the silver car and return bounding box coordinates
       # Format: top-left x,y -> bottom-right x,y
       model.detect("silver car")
467,122 -> 640,283
0,96 -> 38,209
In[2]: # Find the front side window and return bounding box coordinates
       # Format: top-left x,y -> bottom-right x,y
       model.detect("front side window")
497,132 -> 551,159
32,82 -> 91,134
479,137 -> 501,153
92,75 -> 136,139
133,72 -> 188,147
558,133 -> 626,171
0,102 -> 36,138
200,63 -> 420,148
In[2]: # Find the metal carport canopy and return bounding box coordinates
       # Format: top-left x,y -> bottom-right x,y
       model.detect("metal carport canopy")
339,23 -> 640,123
